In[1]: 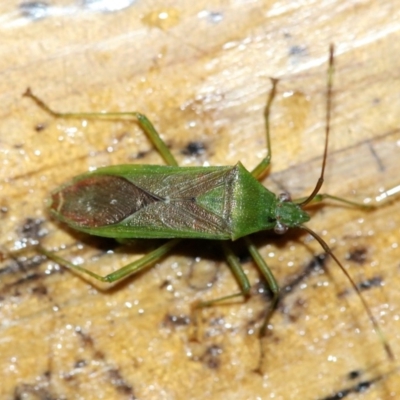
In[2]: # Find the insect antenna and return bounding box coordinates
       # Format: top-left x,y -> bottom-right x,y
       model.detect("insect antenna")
294,44 -> 393,360
300,225 -> 394,360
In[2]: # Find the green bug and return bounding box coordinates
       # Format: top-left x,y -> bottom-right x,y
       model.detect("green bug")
24,45 -> 392,359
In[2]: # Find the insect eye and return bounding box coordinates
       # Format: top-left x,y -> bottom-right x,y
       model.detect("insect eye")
274,221 -> 288,235
278,192 -> 291,203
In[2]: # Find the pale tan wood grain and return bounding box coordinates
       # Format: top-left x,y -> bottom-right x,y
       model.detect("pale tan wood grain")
1,1 -> 400,399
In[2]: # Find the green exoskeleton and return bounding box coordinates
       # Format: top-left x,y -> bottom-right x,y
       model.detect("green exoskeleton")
24,45 -> 393,360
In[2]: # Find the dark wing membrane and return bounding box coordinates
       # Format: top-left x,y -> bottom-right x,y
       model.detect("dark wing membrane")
51,175 -> 161,228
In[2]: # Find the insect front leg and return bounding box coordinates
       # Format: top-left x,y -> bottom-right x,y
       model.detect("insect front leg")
250,78 -> 278,180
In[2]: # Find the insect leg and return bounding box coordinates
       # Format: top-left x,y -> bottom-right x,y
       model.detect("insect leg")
23,89 -> 178,166
134,113 -> 178,166
195,241 -> 251,308
243,236 -> 281,373
243,237 -> 279,336
296,187 -> 400,209
194,239 -> 279,327
39,239 -> 181,284
192,238 -> 279,362
190,241 -> 251,340
250,78 -> 278,179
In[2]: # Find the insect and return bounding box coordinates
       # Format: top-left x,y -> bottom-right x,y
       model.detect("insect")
24,45 -> 393,360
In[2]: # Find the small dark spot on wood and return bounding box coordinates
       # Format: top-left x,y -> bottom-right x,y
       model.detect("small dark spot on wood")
35,123 -> 46,132
64,372 -> 75,382
74,359 -> 87,368
338,275 -> 383,298
13,382 -> 55,400
282,253 -> 326,296
319,374 -> 381,400
134,150 -> 148,159
358,276 -> 382,291
284,297 -> 307,323
94,350 -> 105,360
1,254 -> 47,278
289,45 -> 307,56
348,369 -> 361,380
32,284 -> 48,296
356,380 -> 371,393
200,344 -> 222,369
320,388 -> 351,400
76,329 -> 96,349
163,313 -> 191,328
367,142 -> 385,172
19,218 -> 47,241
346,247 -> 367,264
159,279 -> 172,290
108,368 -> 134,397
208,316 -> 225,327
13,272 -> 42,287
19,1 -> 49,20
181,141 -> 206,156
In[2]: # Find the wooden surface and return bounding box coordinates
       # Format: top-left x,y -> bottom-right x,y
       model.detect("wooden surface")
1,1 -> 400,399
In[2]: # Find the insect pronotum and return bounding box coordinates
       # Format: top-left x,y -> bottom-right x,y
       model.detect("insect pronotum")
24,45 -> 393,361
